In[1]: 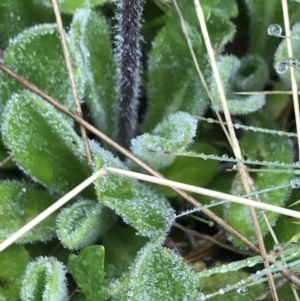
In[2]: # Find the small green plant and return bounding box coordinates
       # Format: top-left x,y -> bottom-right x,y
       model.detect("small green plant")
1,0 -> 300,300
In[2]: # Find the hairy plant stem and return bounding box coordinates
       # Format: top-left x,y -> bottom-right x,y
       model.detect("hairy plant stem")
117,0 -> 143,150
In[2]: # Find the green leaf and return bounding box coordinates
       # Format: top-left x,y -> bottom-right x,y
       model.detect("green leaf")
132,112 -> 198,169
69,9 -> 118,139
245,0 -> 300,61
38,0 -> 107,14
102,225 -> 148,280
213,0 -> 238,18
0,245 -> 30,300
2,91 -> 94,198
224,113 -> 293,248
159,143 -> 219,197
146,26 -> 209,131
92,141 -> 174,237
211,56 -> 266,115
206,11 -> 236,52
68,245 -> 109,301
0,181 -> 57,243
124,244 -> 198,301
56,199 -> 116,250
0,23 -> 84,111
234,55 -> 269,91
20,256 -> 68,301
0,0 -> 57,46
274,23 -> 300,87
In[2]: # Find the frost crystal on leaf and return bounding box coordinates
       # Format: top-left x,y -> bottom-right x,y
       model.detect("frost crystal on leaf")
131,112 -> 198,169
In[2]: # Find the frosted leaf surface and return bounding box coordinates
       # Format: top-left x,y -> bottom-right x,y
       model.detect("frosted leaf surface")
68,245 -> 110,301
0,0 -> 55,46
146,27 -> 209,131
37,0 -> 107,14
2,91 -> 94,198
0,181 -> 57,243
0,23 -> 84,112
131,112 -> 198,169
69,9 -> 118,139
92,141 -> 174,237
275,23 -> 300,86
56,199 -> 116,250
0,245 -> 30,300
211,55 -> 266,115
224,113 -> 293,248
20,257 -> 68,301
127,244 -> 198,301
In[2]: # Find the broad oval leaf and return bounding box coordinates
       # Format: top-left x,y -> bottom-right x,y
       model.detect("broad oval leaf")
146,27 -> 209,131
131,112 -> 198,169
20,257 -> 68,301
224,113 -> 293,248
211,56 -> 266,115
69,9 -> 118,139
68,245 -> 109,301
126,244 -> 198,301
0,181 -> 57,243
0,23 -> 84,111
92,141 -> 174,237
0,245 -> 30,301
56,199 -> 116,250
2,91 -> 94,198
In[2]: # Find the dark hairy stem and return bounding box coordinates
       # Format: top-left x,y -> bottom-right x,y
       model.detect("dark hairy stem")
117,0 -> 143,150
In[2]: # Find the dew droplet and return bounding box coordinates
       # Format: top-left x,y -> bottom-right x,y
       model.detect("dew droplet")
291,177 -> 300,189
222,154 -> 228,159
268,24 -> 282,36
237,286 -> 249,295
286,57 -> 299,67
274,62 -> 288,74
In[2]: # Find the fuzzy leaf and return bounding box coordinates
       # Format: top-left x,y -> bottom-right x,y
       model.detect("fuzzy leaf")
56,199 -> 116,250
206,11 -> 236,52
131,112 -> 198,169
124,244 -> 198,301
0,245 -> 30,300
211,56 -> 266,115
102,225 -> 148,280
69,9 -> 118,139
92,141 -> 174,237
274,23 -> 300,86
68,245 -> 109,301
146,26 -> 209,131
224,113 -> 293,248
245,0 -> 300,61
0,181 -> 57,243
2,91 -> 94,198
0,0 -> 58,46
0,23 -> 84,111
38,0 -> 107,14
20,257 -> 68,301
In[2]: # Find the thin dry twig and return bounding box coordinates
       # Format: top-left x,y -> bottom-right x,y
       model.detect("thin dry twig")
0,62 -> 259,252
172,0 -> 232,148
193,0 -> 278,299
2,166 -> 300,252
0,155 -> 12,168
0,168 -> 108,252
50,0 -> 93,166
281,0 -> 300,163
